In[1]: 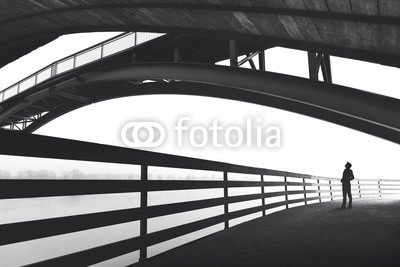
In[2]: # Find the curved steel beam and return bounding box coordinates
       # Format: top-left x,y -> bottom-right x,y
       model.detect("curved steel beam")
19,63 -> 400,144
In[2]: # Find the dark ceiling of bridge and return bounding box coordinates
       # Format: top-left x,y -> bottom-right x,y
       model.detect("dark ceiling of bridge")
0,0 -> 399,68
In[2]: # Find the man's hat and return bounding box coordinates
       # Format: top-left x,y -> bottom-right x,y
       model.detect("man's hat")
345,162 -> 352,168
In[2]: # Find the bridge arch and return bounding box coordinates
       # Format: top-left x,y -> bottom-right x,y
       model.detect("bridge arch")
13,63 -> 400,145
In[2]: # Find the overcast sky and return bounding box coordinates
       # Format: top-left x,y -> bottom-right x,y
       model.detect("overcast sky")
1,32 -> 400,179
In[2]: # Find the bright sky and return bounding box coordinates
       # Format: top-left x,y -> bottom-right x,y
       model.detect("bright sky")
1,32 -> 400,179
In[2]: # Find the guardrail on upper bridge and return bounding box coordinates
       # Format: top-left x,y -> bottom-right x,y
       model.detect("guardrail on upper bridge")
0,32 -> 164,103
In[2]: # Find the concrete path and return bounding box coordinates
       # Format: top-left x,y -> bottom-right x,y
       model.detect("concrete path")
135,198 -> 400,266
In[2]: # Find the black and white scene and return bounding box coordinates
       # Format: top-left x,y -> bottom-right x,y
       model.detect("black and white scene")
1,1 -> 400,266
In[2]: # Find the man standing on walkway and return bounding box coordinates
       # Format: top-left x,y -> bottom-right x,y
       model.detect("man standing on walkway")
341,162 -> 354,208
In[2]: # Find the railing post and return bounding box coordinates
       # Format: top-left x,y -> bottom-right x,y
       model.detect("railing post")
358,180 -> 361,198
229,40 -> 238,67
73,55 -> 77,69
303,178 -> 307,205
51,64 -> 57,77
308,52 -> 319,81
329,180 -> 333,201
139,165 -> 148,262
317,179 -> 321,203
223,171 -> 229,229
100,44 -> 104,58
378,180 -> 381,197
284,176 -> 288,209
174,41 -> 181,63
134,32 -> 138,46
322,54 -> 332,83
259,50 -> 265,71
261,174 -> 265,216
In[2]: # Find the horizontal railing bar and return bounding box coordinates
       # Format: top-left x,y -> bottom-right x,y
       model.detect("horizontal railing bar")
303,182 -> 327,187
0,178 -> 374,201
145,200 -> 292,246
0,131 -> 331,180
377,188 -> 400,191
0,178 -> 323,199
147,194 -> 256,218
0,193 -> 259,245
360,179 -> 400,182
310,176 -> 337,181
319,189 -> 341,192
286,197 -> 321,204
33,192 -> 389,266
287,189 -> 340,194
1,190 -> 322,250
21,209 -> 248,265
1,194 -> 231,246
308,182 -> 390,187
30,197 -> 321,266
148,180 -> 226,190
357,184 -> 383,187
27,234 -> 144,267
286,190 -> 316,195
0,179 -> 143,199
319,196 -> 340,201
0,190 -> 315,245
2,132 -> 391,185
313,177 -> 400,183
0,207 -> 142,246
355,188 -> 380,192
147,181 -> 315,191
147,191 -> 301,218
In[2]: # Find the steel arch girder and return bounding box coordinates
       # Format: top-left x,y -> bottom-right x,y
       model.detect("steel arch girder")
21,63 -> 400,145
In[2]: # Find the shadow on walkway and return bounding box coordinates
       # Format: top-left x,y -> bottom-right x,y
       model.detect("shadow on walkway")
135,198 -> 400,267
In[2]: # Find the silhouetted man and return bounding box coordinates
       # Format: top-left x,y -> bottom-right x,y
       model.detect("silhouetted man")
341,162 -> 354,208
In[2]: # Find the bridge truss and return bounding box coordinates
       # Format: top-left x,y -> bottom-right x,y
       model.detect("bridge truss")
1,32 -> 399,145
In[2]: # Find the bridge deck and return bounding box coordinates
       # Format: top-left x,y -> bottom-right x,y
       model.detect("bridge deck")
135,198 -> 400,266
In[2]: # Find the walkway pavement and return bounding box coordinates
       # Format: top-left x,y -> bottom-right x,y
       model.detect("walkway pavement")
135,198 -> 400,266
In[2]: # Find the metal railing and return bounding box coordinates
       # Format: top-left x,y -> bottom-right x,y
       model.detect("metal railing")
0,132 -> 399,266
0,32 -> 164,103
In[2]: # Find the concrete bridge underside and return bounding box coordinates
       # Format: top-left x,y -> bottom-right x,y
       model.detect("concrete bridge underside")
0,0 -> 399,68
135,198 -> 400,267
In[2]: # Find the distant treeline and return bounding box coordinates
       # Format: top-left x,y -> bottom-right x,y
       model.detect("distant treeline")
0,169 -> 139,180
0,169 -> 221,180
